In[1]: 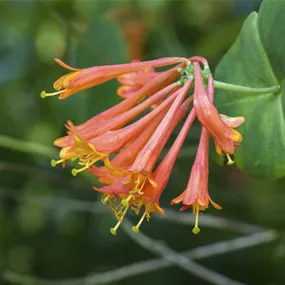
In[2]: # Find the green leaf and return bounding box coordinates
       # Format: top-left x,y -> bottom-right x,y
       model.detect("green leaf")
214,0 -> 285,180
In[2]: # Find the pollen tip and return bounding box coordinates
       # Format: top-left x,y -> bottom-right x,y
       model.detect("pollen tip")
110,228 -> 117,235
121,199 -> 129,207
40,91 -> 46,98
132,226 -> 139,233
192,227 -> 200,235
226,154 -> 235,166
50,159 -> 57,167
71,169 -> 78,176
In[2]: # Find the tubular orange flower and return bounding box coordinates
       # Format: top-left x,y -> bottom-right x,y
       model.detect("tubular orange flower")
140,104 -> 197,222
171,127 -> 222,234
193,62 -> 244,155
41,57 -> 188,99
60,62 -> 185,135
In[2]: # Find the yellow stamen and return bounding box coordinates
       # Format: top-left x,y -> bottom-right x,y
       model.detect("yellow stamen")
50,159 -> 64,167
192,204 -> 200,235
132,211 -> 147,233
124,173 -> 148,196
226,153 -> 235,166
101,195 -> 110,205
110,206 -> 129,235
71,166 -> 88,176
74,138 -> 108,173
40,89 -> 66,98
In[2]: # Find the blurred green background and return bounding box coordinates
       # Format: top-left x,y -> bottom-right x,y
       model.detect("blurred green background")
0,0 -> 284,284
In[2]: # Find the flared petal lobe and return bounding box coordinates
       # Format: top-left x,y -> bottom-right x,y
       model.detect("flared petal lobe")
193,62 -> 243,154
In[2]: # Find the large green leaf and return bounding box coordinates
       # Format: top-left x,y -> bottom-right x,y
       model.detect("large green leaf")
214,0 -> 285,180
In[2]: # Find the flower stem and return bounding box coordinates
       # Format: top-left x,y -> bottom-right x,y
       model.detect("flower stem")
214,81 -> 281,95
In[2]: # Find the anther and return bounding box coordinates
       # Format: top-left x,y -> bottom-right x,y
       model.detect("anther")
192,227 -> 200,235
110,206 -> 129,235
121,195 -> 132,207
40,89 -> 66,98
71,166 -> 88,176
110,223 -> 119,235
50,159 -> 64,167
132,211 -> 147,233
110,222 -> 120,236
226,154 -> 235,166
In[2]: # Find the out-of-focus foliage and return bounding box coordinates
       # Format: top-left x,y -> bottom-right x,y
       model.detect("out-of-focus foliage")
215,0 -> 285,179
0,1 -> 284,285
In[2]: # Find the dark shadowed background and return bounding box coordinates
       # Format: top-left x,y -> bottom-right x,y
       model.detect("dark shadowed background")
0,1 -> 284,285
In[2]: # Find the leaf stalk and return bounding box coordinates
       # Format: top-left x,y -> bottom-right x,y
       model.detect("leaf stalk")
214,81 -> 281,95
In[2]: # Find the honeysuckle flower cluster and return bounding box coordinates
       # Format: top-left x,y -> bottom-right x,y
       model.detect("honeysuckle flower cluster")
42,55 -> 244,235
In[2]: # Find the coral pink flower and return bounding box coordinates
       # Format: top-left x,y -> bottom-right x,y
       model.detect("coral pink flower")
41,57 -> 187,99
171,127 -> 221,234
58,62 -> 185,136
193,62 -> 243,155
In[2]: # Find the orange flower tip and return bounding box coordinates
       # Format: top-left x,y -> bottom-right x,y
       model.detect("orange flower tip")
110,227 -> 117,236
50,159 -> 63,167
54,58 -> 64,65
226,154 -> 235,166
54,58 -> 79,71
192,226 -> 200,235
54,137 -> 68,146
40,89 -> 65,99
180,205 -> 188,211
132,226 -> 140,233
